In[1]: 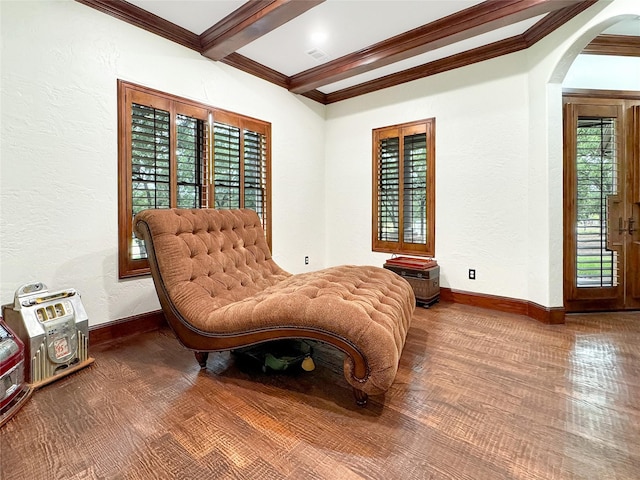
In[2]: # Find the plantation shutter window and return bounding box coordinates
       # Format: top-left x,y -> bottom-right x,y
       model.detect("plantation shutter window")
212,122 -> 241,210
130,103 -> 171,261
213,111 -> 271,248
372,119 -> 435,256
176,113 -> 207,209
243,128 -> 268,223
377,134 -> 400,243
118,81 -> 271,278
403,132 -> 428,245
119,86 -> 209,278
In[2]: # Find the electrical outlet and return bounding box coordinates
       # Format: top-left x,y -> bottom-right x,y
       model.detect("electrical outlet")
469,269 -> 476,280
305,256 -> 309,265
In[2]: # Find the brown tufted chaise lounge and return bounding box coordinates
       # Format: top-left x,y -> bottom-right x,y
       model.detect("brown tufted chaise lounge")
134,208 -> 415,406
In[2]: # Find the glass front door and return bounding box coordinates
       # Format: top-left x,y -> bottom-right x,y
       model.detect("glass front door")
564,95 -> 640,312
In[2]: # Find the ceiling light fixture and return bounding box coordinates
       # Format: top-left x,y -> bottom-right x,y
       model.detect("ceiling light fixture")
310,31 -> 328,45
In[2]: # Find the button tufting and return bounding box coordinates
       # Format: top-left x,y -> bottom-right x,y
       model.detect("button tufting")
135,208 -> 415,400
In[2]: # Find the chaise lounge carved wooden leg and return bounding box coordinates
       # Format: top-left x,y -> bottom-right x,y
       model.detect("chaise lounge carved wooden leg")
353,388 -> 368,407
194,351 -> 209,368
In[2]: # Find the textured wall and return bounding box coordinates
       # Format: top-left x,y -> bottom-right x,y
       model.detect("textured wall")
0,0 -> 326,326
1,0 -> 637,324
324,56 -> 531,301
564,55 -> 640,91
324,0 -> 639,308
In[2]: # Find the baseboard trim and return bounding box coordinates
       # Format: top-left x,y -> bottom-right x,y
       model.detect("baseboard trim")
88,288 -> 565,345
89,310 -> 167,345
439,288 -> 565,324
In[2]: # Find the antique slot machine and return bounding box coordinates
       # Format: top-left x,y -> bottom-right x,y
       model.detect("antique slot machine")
2,282 -> 93,388
0,319 -> 31,427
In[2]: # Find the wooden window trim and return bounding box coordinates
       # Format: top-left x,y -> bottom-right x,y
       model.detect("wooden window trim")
372,118 -> 436,257
118,80 -> 271,278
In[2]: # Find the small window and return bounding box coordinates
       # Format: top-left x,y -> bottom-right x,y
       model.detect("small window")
372,119 -> 435,256
118,81 -> 271,278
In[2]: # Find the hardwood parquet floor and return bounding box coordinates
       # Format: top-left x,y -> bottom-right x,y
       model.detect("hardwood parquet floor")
1,302 -> 639,479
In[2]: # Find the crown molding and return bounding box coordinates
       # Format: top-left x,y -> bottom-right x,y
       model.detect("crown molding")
583,34 -> 640,57
221,53 -> 290,89
75,0 -> 201,51
563,88 -> 640,100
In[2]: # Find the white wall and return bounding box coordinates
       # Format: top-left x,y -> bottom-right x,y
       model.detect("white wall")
324,0 -> 640,308
0,0 -> 326,326
563,54 -> 640,91
2,0 -> 638,325
324,55 -> 531,300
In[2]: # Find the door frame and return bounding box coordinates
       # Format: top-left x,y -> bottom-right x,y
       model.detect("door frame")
563,89 -> 640,312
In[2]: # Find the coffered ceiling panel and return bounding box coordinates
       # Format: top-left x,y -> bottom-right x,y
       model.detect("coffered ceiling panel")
76,0 -> 637,103
236,0 -> 485,76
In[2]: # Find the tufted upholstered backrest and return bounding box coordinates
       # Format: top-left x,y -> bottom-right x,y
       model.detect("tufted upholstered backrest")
134,208 -> 290,329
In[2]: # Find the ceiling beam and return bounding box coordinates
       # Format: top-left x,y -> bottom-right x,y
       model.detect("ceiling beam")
201,0 -> 325,61
220,53 -> 328,102
522,0 -> 597,45
288,0 -> 583,94
324,37 -> 527,104
323,1 -> 597,105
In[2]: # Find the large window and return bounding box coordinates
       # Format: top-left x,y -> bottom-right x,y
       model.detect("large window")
118,81 -> 271,278
372,119 -> 435,256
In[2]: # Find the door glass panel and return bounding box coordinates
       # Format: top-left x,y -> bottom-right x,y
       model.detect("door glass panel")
575,116 -> 618,288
